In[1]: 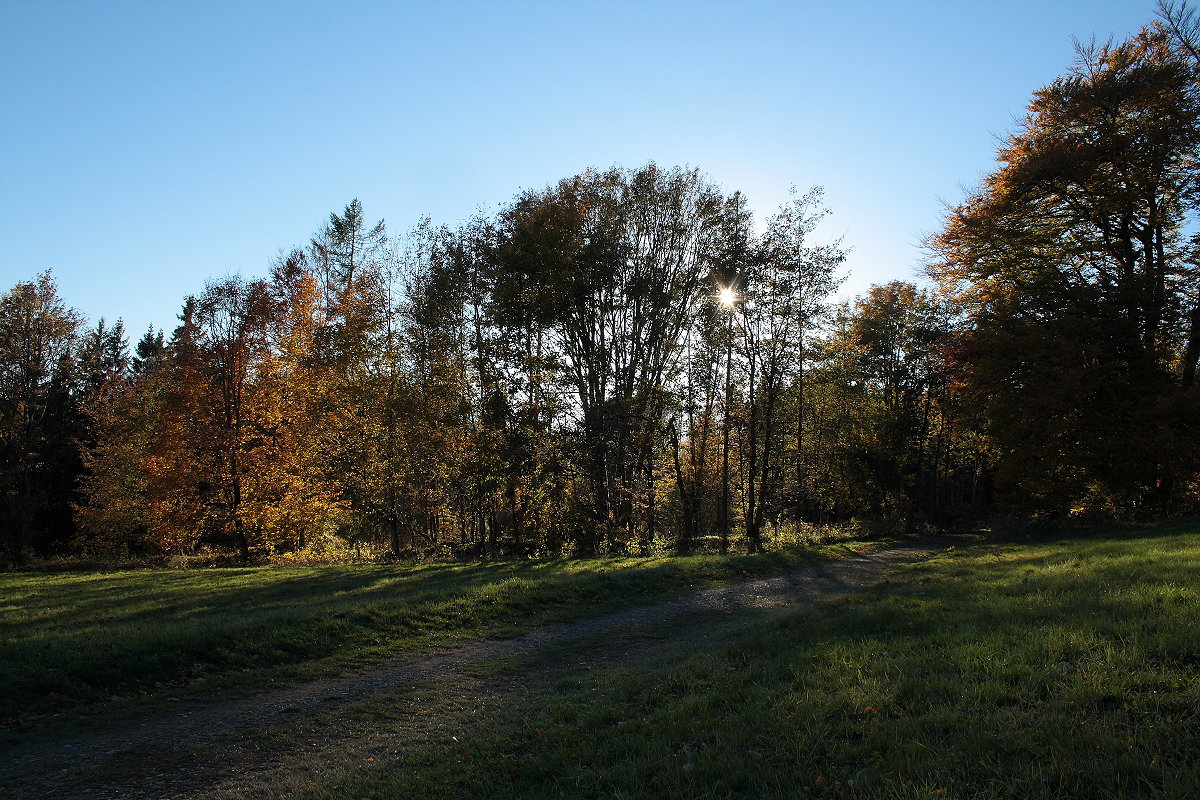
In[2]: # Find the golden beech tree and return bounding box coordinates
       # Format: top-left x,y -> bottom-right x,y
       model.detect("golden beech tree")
142,278 -> 279,558
142,297 -> 212,553
83,261 -> 351,559
255,254 -> 349,551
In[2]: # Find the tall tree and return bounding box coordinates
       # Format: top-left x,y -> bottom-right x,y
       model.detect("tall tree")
494,164 -> 740,552
255,253 -> 348,553
741,188 -> 845,548
843,283 -> 953,522
0,272 -> 82,563
141,280 -> 278,557
1158,0 -> 1200,392
931,28 -> 1200,513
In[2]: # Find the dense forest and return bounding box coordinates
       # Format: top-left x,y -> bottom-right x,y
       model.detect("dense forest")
2,19 -> 1198,565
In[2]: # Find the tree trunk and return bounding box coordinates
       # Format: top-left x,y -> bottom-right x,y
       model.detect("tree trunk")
720,319 -> 732,556
1182,289 -> 1200,388
670,420 -> 694,553
745,335 -> 762,553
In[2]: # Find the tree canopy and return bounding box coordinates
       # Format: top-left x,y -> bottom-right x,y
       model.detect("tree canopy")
3,12 -> 1199,565
930,24 -> 1200,514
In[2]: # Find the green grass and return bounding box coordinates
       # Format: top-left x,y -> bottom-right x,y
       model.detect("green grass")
300,521 -> 1200,799
0,539 -> 870,720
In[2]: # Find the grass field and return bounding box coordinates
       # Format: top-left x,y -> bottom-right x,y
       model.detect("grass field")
0,539 -> 869,721
6,522 -> 1200,799
295,521 -> 1200,799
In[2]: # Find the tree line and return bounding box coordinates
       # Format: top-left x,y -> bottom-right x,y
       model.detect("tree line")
2,13 -> 1198,565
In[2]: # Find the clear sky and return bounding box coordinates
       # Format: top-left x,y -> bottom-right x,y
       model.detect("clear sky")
1,0 -> 1155,341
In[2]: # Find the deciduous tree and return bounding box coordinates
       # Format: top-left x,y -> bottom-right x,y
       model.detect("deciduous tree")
931,28 -> 1200,513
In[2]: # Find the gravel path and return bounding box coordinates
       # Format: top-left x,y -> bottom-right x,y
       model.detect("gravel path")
0,536 -> 967,799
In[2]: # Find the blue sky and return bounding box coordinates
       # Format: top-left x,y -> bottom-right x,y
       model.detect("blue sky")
1,0 -> 1154,340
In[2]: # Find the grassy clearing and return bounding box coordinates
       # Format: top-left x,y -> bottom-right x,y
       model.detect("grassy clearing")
0,539 -> 871,720
300,521 -> 1200,800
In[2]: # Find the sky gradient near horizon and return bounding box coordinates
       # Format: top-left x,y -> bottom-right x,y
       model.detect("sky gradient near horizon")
1,0 -> 1155,340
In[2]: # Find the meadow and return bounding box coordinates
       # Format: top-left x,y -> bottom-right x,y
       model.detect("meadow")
0,538 -> 866,721
296,522 -> 1200,799
5,522 -> 1200,799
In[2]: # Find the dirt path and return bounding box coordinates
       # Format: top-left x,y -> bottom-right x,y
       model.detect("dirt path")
0,536 -> 968,799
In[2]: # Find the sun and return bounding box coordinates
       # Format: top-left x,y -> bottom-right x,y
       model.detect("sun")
718,287 -> 736,307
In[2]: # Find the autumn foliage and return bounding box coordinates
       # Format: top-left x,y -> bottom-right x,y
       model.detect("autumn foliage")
3,18 -> 1200,564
